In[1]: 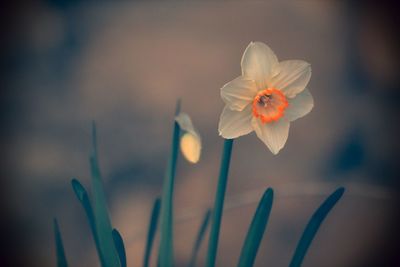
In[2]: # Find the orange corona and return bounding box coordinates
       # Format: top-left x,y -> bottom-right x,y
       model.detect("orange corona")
252,88 -> 289,123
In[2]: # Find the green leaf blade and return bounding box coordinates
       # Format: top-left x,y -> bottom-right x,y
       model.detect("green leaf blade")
71,178 -> 106,266
237,188 -> 274,267
112,229 -> 127,267
90,122 -> 121,267
289,187 -> 345,267
53,218 -> 68,267
188,209 -> 211,267
144,198 -> 161,267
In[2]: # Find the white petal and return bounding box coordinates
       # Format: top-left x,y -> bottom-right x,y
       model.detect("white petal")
251,117 -> 290,154
284,88 -> 314,122
241,42 -> 280,89
218,105 -> 253,139
220,76 -> 257,111
175,112 -> 199,137
180,132 -> 201,163
268,60 -> 311,98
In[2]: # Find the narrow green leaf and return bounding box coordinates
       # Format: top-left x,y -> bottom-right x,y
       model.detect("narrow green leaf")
289,187 -> 345,267
158,101 -> 181,267
237,188 -> 274,267
71,178 -> 105,266
188,209 -> 211,267
112,229 -> 127,267
71,179 -> 96,234
144,198 -> 161,267
206,138 -> 234,267
90,122 -> 121,267
53,218 -> 68,267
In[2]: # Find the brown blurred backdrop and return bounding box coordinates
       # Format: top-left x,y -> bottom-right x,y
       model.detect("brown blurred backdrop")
1,1 -> 400,267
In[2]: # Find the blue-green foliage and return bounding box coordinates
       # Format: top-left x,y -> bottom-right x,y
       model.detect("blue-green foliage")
112,229 -> 127,267
144,198 -> 161,267
206,139 -> 234,267
188,209 -> 212,267
55,108 -> 345,267
90,122 -> 121,267
71,178 -> 105,265
237,188 -> 274,267
289,187 -> 345,267
53,218 -> 68,267
158,101 -> 181,267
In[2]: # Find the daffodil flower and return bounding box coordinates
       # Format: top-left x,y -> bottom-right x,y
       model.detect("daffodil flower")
218,41 -> 314,154
175,112 -> 202,163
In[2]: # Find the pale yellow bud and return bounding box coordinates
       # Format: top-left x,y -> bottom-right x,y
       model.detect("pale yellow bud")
175,112 -> 202,164
180,132 -> 201,163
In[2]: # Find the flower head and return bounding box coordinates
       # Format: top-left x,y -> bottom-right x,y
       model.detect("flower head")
175,112 -> 202,163
218,42 -> 314,154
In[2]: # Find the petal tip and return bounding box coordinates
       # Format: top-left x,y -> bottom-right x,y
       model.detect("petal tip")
270,147 -> 281,155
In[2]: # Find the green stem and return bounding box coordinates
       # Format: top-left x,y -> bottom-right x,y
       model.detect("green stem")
158,101 -> 181,267
206,138 -> 234,267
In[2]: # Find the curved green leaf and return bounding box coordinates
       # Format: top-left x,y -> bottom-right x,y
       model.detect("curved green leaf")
112,229 -> 127,267
71,178 -> 105,266
53,218 -> 68,267
144,198 -> 161,267
189,209 -> 211,267
90,122 -> 121,267
289,187 -> 345,267
237,188 -> 274,267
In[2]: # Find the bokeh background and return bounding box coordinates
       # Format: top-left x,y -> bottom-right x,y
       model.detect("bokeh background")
1,1 -> 400,266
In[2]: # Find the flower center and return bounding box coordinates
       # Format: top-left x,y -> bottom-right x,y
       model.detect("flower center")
252,88 -> 288,123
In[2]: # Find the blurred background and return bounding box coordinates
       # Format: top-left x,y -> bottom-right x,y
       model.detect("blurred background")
1,1 -> 400,266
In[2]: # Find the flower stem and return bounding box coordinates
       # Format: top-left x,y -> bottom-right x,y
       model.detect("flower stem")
158,100 -> 181,267
206,138 -> 234,267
